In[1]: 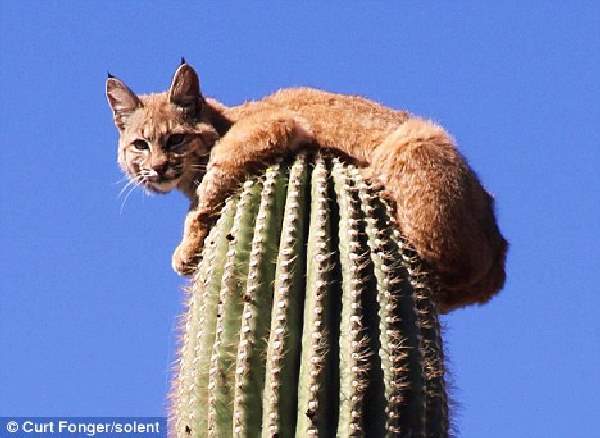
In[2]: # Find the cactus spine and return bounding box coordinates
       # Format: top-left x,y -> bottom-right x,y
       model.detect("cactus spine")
171,153 -> 448,437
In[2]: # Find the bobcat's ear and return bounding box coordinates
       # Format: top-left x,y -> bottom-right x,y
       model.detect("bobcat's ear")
168,62 -> 202,116
106,75 -> 141,131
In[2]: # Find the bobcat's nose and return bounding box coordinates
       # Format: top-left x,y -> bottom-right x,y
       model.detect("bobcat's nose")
149,160 -> 168,179
145,164 -> 168,182
144,169 -> 162,182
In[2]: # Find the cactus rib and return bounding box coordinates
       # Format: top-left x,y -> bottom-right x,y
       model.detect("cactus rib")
233,162 -> 288,437
262,153 -> 309,437
332,158 -> 373,437
296,154 -> 335,437
208,179 -> 262,437
351,165 -> 427,436
384,199 -> 449,437
171,197 -> 238,437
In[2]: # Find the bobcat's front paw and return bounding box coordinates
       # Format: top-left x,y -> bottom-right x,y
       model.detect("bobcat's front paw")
171,241 -> 202,276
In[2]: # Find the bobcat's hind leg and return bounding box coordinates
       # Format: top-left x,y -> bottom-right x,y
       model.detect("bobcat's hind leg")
172,110 -> 313,276
368,118 -> 507,311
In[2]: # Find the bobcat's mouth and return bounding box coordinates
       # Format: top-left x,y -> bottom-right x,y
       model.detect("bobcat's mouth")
138,168 -> 182,194
146,176 -> 181,193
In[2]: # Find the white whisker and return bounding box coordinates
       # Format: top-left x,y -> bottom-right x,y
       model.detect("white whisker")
117,180 -> 136,199
114,175 -> 130,185
117,175 -> 144,199
120,182 -> 140,214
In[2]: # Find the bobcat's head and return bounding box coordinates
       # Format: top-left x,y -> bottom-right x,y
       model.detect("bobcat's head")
106,60 -> 219,194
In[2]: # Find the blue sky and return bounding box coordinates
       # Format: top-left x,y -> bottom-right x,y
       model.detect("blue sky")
1,2 -> 598,437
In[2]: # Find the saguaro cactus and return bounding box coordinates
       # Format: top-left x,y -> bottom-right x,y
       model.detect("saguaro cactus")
170,153 -> 448,437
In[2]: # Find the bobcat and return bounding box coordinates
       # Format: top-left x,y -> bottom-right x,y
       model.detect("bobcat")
106,59 -> 507,312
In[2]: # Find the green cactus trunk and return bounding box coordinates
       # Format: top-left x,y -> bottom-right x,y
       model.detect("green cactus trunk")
170,153 -> 448,437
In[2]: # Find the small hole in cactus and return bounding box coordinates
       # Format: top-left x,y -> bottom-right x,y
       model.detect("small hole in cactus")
185,425 -> 191,434
226,233 -> 234,241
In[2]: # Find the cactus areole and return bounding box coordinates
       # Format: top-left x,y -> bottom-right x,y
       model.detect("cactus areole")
170,153 -> 449,437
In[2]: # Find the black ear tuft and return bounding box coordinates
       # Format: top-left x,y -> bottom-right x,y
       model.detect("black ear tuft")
180,57 -> 186,66
107,71 -> 116,79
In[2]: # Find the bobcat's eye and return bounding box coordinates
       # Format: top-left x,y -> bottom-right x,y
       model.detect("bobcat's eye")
132,139 -> 149,150
165,134 -> 187,150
